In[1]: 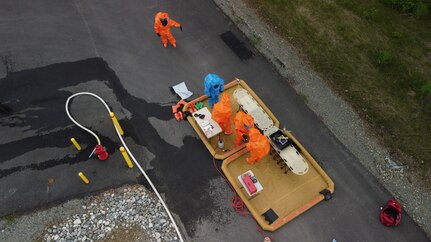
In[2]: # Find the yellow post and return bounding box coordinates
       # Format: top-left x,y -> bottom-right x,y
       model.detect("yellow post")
120,146 -> 133,168
110,112 -> 124,135
78,172 -> 89,184
70,138 -> 81,151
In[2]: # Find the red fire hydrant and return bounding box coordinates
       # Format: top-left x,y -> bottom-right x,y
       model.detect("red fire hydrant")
94,144 -> 109,161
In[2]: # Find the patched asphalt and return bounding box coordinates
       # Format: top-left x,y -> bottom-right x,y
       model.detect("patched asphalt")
0,0 -> 428,241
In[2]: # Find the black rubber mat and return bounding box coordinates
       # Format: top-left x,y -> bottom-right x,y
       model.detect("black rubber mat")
221,31 -> 254,60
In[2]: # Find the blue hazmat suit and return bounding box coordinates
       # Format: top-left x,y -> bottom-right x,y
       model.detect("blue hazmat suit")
204,74 -> 225,108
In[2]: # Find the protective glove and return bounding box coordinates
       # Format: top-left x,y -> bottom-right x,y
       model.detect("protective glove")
180,25 -> 183,31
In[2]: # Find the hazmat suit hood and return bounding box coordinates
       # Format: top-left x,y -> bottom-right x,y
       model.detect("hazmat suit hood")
159,12 -> 169,19
159,12 -> 169,26
212,93 -> 232,118
204,74 -> 225,96
242,114 -> 254,130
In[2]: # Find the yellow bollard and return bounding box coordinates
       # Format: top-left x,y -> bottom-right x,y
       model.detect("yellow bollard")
120,146 -> 134,168
71,138 -> 81,151
78,172 -> 89,184
110,112 -> 124,135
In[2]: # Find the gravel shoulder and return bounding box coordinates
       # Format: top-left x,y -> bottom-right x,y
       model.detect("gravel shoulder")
213,0 -> 431,238
0,185 -> 179,242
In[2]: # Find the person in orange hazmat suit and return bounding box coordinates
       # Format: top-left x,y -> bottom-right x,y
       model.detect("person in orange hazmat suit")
246,128 -> 270,165
234,111 -> 254,146
212,93 -> 233,135
154,12 -> 182,48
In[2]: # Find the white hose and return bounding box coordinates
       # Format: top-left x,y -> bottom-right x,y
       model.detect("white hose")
66,92 -> 103,145
65,92 -> 184,242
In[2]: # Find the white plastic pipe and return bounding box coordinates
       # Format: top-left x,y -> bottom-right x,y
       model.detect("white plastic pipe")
66,92 -> 184,242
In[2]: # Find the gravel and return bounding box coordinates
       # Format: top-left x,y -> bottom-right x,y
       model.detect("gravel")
0,185 -> 180,242
41,185 -> 179,242
213,0 -> 431,238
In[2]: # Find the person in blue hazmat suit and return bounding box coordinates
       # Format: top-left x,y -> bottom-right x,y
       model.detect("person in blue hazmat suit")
204,73 -> 225,108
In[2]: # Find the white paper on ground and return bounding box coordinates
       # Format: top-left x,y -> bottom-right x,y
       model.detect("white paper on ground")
172,82 -> 193,99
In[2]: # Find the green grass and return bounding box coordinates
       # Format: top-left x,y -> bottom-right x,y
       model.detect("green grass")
1,214 -> 15,225
249,31 -> 262,46
234,15 -> 244,24
247,0 -> 431,180
299,92 -> 309,103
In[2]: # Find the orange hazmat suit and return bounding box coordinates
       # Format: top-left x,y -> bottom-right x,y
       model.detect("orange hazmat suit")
234,111 -> 254,146
246,128 -> 270,165
212,93 -> 233,135
154,12 -> 181,48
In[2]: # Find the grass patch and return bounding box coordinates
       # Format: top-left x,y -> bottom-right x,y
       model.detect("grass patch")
249,31 -> 262,47
374,49 -> 392,66
299,92 -> 309,103
1,214 -> 15,225
234,15 -> 244,24
247,0 -> 431,178
380,0 -> 431,17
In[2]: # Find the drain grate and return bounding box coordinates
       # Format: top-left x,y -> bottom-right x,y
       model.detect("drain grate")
220,31 -> 254,60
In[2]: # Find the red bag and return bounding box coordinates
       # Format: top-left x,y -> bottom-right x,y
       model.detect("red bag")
380,200 -> 402,227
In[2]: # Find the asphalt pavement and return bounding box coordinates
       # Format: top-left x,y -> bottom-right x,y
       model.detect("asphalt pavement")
0,0 -> 428,241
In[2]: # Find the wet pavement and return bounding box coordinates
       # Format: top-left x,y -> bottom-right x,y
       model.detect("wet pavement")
0,0 -> 428,241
